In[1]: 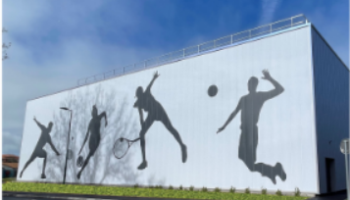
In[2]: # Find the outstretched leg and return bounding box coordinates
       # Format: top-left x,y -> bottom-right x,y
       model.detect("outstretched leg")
77,151 -> 93,179
238,126 -> 286,184
20,154 -> 36,178
37,150 -> 48,179
138,116 -> 153,170
161,115 -> 187,163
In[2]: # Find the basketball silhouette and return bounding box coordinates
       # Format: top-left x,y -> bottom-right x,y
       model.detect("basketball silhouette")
208,85 -> 218,97
77,156 -> 84,167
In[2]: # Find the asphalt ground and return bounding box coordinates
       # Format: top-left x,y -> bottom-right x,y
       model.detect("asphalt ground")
2,190 -> 347,200
2,191 -> 191,200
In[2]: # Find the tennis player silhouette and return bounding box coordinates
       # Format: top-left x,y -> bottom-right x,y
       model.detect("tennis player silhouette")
19,117 -> 60,179
134,72 -> 187,170
217,70 -> 286,184
77,105 -> 108,179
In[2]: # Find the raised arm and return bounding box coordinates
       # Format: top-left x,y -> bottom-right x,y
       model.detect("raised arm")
99,111 -> 108,126
146,71 -> 159,93
79,122 -> 91,155
47,136 -> 60,155
217,98 -> 242,134
33,117 -> 45,130
260,70 -> 284,100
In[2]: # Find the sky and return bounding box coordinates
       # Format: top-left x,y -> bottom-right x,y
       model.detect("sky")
2,0 -> 349,156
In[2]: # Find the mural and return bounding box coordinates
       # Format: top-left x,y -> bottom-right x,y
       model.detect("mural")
217,70 -> 286,184
20,117 -> 60,179
134,72 -> 187,170
18,26 -> 319,193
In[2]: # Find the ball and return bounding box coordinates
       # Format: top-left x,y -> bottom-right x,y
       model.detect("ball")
208,85 -> 218,97
77,156 -> 84,167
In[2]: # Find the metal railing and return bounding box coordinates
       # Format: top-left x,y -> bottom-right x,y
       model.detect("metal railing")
77,14 -> 308,86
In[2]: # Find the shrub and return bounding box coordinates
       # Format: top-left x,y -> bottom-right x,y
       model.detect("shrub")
133,184 -> 139,189
230,187 -> 235,193
189,186 -> 194,191
201,187 -> 208,192
179,185 -> 183,190
261,188 -> 267,195
295,187 -> 300,197
245,188 -> 250,194
168,185 -> 173,190
214,187 -> 221,192
276,189 -> 283,196
155,185 -> 163,189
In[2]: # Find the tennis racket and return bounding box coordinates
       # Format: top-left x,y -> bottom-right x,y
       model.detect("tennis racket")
113,137 -> 140,159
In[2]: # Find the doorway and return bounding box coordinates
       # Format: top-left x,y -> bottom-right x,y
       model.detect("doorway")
325,158 -> 335,193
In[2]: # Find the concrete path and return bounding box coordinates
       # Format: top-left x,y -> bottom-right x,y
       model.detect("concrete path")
2,191 -> 192,200
3,191 -> 348,200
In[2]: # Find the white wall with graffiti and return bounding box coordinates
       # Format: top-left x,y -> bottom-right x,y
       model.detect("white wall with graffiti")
18,26 -> 319,193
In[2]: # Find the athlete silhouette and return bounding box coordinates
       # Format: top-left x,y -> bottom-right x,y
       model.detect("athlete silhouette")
134,71 -> 187,170
20,117 -> 60,179
77,105 -> 108,179
217,70 -> 287,184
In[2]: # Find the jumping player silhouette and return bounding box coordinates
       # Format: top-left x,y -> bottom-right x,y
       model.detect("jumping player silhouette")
217,70 -> 287,184
20,117 -> 60,179
134,71 -> 187,170
77,105 -> 108,179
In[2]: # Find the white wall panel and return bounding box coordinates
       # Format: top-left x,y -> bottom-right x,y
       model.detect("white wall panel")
18,26 -> 318,193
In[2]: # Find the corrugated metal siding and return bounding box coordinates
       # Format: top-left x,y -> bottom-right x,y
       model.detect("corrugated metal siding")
312,26 -> 349,194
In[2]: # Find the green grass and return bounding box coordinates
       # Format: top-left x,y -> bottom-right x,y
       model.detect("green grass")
3,182 -> 309,200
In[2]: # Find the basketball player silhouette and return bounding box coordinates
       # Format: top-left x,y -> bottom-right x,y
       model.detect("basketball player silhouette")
217,70 -> 287,184
77,105 -> 108,179
20,117 -> 60,179
134,72 -> 187,170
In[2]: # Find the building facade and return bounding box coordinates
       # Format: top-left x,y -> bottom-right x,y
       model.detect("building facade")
17,15 -> 349,195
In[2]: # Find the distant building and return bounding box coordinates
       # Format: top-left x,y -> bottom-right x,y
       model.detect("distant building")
3,154 -> 19,178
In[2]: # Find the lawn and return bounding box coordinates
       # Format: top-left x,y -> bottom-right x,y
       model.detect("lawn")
3,182 -> 309,200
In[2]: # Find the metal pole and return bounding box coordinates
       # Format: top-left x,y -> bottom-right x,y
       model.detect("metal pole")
345,142 -> 350,200
63,111 -> 72,184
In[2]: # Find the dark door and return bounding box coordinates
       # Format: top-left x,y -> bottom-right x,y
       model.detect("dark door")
325,158 -> 335,193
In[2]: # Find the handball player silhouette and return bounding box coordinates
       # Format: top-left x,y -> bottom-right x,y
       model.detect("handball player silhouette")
77,105 -> 108,179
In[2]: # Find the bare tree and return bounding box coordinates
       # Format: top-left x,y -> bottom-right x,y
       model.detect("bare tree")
42,84 -> 140,185
2,28 -> 11,61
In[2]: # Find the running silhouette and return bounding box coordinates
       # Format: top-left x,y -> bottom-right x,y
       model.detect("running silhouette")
134,71 -> 187,170
77,105 -> 108,179
20,117 -> 60,179
217,70 -> 286,184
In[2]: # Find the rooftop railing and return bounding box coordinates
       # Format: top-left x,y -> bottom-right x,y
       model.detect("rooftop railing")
77,14 -> 308,86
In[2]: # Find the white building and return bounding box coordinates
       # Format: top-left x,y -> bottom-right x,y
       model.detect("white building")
17,15 -> 348,196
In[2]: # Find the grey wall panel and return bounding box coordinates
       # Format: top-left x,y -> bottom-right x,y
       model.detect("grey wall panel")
17,26 -> 318,193
312,27 -> 349,194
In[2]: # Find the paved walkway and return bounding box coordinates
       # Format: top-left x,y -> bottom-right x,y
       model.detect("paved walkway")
3,191 -> 348,200
3,191 -> 190,200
